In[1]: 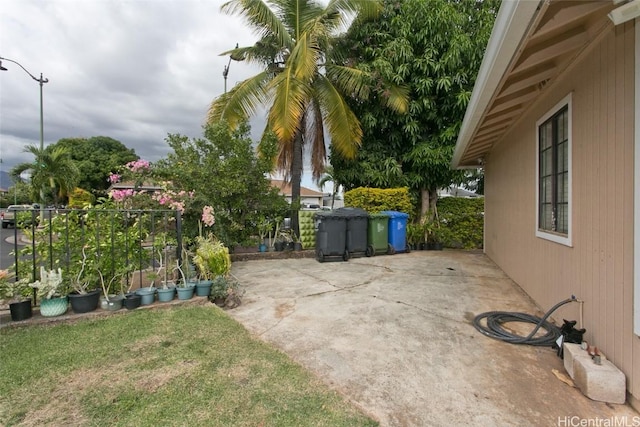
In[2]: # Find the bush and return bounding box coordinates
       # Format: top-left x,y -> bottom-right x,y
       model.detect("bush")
437,197 -> 484,249
343,187 -> 412,214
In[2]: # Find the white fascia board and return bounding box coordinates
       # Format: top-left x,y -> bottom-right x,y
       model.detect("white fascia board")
452,0 -> 543,168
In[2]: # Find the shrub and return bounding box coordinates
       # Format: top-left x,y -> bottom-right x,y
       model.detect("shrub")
437,197 -> 484,249
343,187 -> 413,214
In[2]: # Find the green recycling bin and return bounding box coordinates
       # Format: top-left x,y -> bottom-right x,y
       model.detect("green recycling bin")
367,213 -> 390,256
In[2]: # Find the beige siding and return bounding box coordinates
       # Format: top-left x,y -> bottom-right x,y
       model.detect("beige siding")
484,21 -> 639,399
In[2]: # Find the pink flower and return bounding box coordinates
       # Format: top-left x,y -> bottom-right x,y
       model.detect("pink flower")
125,159 -> 151,173
108,173 -> 121,184
202,205 -> 215,227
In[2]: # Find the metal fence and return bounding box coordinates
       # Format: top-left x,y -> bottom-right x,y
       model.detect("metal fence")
10,208 -> 183,290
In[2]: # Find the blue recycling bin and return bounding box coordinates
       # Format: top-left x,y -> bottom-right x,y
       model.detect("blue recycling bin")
380,211 -> 409,254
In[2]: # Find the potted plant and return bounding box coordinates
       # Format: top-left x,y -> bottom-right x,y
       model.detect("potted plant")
425,220 -> 444,250
67,246 -> 101,313
256,216 -> 272,252
406,222 -> 425,251
193,234 -> 232,297
0,269 -> 33,321
97,268 -> 127,311
174,256 -> 196,301
209,275 -> 229,306
30,267 -> 69,317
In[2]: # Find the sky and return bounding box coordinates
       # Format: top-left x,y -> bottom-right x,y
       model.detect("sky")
0,0 -> 326,191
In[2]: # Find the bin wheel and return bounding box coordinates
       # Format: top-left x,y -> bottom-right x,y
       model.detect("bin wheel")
365,245 -> 374,257
387,244 -> 396,255
316,250 -> 325,263
343,250 -> 350,261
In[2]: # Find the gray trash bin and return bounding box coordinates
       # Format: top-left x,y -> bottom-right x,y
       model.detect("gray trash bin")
334,207 -> 369,258
314,211 -> 348,262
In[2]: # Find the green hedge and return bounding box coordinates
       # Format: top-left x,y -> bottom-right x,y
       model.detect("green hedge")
343,187 -> 412,214
437,197 -> 484,249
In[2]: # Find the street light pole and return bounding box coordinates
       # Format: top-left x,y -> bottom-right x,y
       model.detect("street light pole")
0,56 -> 49,210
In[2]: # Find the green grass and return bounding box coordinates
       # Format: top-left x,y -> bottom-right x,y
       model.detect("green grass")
0,306 -> 377,427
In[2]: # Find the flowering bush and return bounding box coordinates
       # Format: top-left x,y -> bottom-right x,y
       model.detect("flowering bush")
108,159 -> 194,213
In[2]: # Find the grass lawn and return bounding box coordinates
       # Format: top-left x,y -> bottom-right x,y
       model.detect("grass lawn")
0,305 -> 377,426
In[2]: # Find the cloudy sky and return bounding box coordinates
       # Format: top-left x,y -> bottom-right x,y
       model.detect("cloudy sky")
0,0 -> 325,190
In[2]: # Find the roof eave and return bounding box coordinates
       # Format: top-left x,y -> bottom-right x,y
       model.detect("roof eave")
452,0 -> 543,169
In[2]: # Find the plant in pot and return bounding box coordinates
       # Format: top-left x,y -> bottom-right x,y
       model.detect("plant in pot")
67,246 -> 101,313
174,251 -> 196,301
193,234 -> 231,298
256,216 -> 272,252
425,220 -> 444,250
97,267 -> 129,311
406,222 -> 425,251
30,267 -> 69,317
0,269 -> 33,321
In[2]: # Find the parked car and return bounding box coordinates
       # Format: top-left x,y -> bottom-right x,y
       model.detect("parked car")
1,205 -> 37,229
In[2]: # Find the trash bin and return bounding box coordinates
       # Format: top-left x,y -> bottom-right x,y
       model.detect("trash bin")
380,211 -> 409,254
313,212 -> 348,262
334,207 -> 369,258
367,213 -> 390,256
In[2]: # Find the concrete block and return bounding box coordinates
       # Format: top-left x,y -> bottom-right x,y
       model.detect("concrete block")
563,343 -> 591,379
573,357 -> 626,404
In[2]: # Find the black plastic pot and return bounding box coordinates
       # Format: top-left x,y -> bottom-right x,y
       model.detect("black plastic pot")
9,300 -> 32,321
68,289 -> 101,313
123,293 -> 142,310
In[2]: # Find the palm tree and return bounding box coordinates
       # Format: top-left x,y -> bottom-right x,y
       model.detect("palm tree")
11,145 -> 80,207
207,0 -> 408,235
316,165 -> 340,210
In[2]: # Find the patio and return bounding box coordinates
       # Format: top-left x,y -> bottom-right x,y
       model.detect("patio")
229,250 -> 639,426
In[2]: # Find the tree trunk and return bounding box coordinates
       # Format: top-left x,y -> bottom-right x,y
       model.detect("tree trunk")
419,187 -> 439,223
290,132 -> 303,238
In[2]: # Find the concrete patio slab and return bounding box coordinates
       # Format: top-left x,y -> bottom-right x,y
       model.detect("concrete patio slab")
229,250 -> 639,426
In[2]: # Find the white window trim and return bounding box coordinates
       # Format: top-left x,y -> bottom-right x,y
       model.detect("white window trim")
633,18 -> 640,336
535,93 -> 573,247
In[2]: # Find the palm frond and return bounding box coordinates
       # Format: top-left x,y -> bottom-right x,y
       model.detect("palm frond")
324,0 -> 382,30
325,64 -> 370,100
207,71 -> 272,128
221,0 -> 293,49
267,66 -> 312,145
382,83 -> 410,114
314,75 -> 361,159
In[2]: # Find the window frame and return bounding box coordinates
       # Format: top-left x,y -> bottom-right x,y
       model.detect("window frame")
535,93 -> 573,246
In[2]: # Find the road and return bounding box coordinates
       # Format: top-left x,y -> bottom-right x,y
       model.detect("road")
0,227 -> 26,271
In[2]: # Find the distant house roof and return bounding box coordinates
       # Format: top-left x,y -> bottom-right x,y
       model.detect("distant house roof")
270,180 -> 325,197
107,181 -> 164,192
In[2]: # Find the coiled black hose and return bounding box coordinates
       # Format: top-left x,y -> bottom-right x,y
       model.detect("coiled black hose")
473,297 -> 576,346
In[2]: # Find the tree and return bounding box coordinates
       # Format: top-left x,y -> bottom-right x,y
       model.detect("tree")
207,0 -> 408,235
154,121 -> 289,248
316,165 -> 340,210
11,145 -> 80,206
53,136 -> 138,194
331,0 -> 498,221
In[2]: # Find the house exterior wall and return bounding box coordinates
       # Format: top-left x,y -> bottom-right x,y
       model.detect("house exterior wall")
484,21 -> 639,401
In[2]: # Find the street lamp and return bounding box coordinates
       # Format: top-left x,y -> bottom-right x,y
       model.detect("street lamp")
0,56 -> 49,209
0,57 -> 49,152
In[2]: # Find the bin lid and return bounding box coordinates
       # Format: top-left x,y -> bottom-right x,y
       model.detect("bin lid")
313,211 -> 344,220
368,213 -> 389,218
333,207 -> 368,218
380,210 -> 409,219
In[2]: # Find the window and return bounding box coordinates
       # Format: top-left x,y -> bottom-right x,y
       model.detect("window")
536,94 -> 572,246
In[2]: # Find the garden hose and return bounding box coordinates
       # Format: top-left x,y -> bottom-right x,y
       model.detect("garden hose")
473,296 -> 577,346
